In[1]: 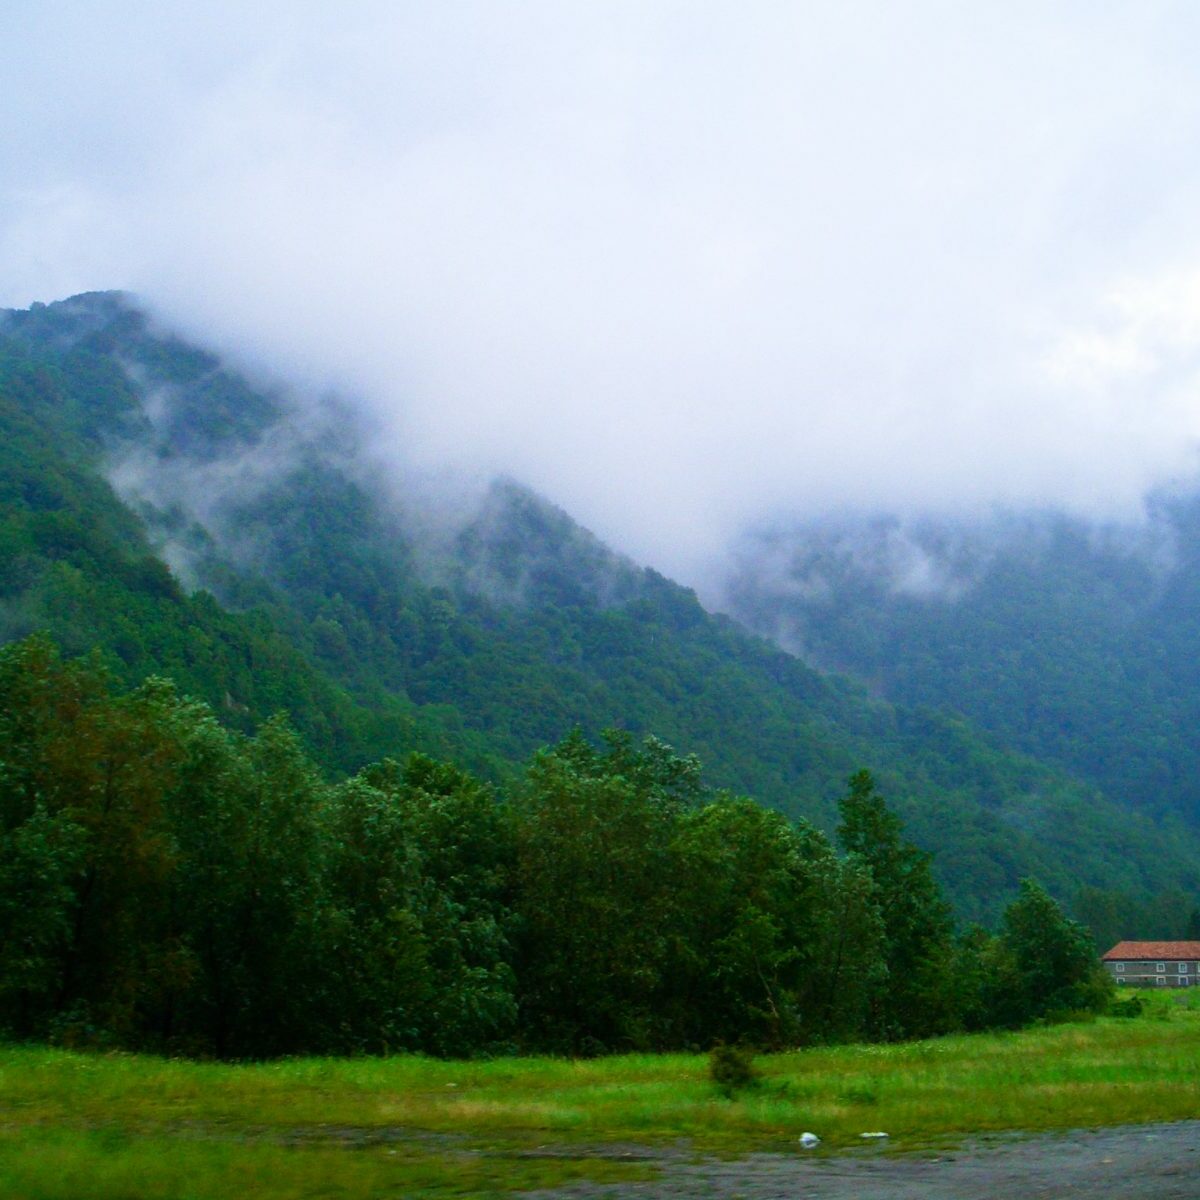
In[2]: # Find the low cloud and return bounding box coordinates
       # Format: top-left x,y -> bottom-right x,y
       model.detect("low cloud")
5,3 -> 1200,586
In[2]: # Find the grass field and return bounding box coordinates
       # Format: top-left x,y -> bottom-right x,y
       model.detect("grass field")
3,993 -> 1199,1198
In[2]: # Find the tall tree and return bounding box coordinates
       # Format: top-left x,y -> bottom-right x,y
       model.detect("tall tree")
667,797 -> 882,1048
0,637 -> 186,1040
510,734 -> 682,1053
838,769 -> 957,1038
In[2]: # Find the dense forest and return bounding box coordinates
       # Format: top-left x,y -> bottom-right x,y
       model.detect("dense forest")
2,292 -> 1197,937
722,512 -> 1200,942
722,510 -> 1200,829
0,635 -> 1108,1057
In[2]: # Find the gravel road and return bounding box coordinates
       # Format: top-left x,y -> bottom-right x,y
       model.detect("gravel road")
521,1121 -> 1200,1199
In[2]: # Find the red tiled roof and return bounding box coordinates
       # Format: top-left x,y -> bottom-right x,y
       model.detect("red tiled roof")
1102,940 -> 1200,961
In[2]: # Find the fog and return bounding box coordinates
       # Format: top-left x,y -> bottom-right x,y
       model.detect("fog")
5,3 -> 1200,586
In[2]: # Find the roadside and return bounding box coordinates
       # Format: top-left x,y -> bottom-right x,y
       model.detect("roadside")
520,1121 -> 1200,1199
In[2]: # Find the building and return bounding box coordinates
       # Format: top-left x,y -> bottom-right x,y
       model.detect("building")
1101,941 -> 1200,987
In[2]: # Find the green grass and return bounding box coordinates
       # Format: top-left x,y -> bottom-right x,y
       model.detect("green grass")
3,995 -> 1199,1197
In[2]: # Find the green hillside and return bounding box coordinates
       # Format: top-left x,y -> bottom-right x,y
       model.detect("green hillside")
723,512 -> 1200,826
2,292 -> 1196,921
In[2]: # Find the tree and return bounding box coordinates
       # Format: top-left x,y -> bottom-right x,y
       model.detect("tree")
162,712 -> 328,1056
348,754 -> 518,1056
318,774 -> 435,1054
837,769 -> 958,1038
0,637 -> 187,1041
0,802 -> 84,1035
667,797 -> 882,1048
1073,885 -> 1133,956
986,878 -> 1110,1026
1187,906 -> 1200,941
510,735 -> 680,1053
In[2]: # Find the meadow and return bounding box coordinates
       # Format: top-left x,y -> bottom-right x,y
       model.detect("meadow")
3,994 -> 1199,1199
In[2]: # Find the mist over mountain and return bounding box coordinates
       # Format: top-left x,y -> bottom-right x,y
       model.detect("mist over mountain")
4,288 -> 1198,932
5,292 -> 643,618
14,7 -> 1200,1078
719,503 -> 1200,829
7,6 -> 1200,586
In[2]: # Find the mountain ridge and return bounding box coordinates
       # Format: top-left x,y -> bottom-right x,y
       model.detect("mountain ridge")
2,290 -> 1196,923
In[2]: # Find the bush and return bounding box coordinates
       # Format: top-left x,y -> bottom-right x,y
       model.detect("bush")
1109,994 -> 1145,1018
709,1042 -> 759,1098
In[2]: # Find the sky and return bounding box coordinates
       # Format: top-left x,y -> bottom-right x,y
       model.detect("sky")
4,2 -> 1200,583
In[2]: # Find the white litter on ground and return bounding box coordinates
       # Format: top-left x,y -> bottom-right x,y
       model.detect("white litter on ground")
799,1132 -> 821,1148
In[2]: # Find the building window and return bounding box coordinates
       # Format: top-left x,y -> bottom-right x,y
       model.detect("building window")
1157,976 -> 1167,985
1180,962 -> 1188,973
1157,962 -> 1166,972
1116,963 -> 1125,972
1117,978 -> 1125,985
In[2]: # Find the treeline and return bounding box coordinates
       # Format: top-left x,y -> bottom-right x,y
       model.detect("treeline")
0,635 -> 1109,1059
1074,884 -> 1200,957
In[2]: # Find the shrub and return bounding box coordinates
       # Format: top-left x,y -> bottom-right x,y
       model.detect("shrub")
709,1042 -> 759,1098
1109,994 -> 1145,1018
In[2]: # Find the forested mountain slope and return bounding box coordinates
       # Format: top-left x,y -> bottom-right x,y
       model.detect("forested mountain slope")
1,292 -> 1196,921
722,510 -> 1200,833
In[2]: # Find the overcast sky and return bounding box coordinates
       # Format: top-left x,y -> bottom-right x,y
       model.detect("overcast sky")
4,2 -> 1200,581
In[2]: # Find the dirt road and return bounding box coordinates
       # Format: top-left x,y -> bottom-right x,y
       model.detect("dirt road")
522,1121 -> 1200,1198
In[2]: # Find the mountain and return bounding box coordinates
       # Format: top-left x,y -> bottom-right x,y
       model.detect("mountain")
2,291 -> 1197,922
720,511 -> 1200,827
